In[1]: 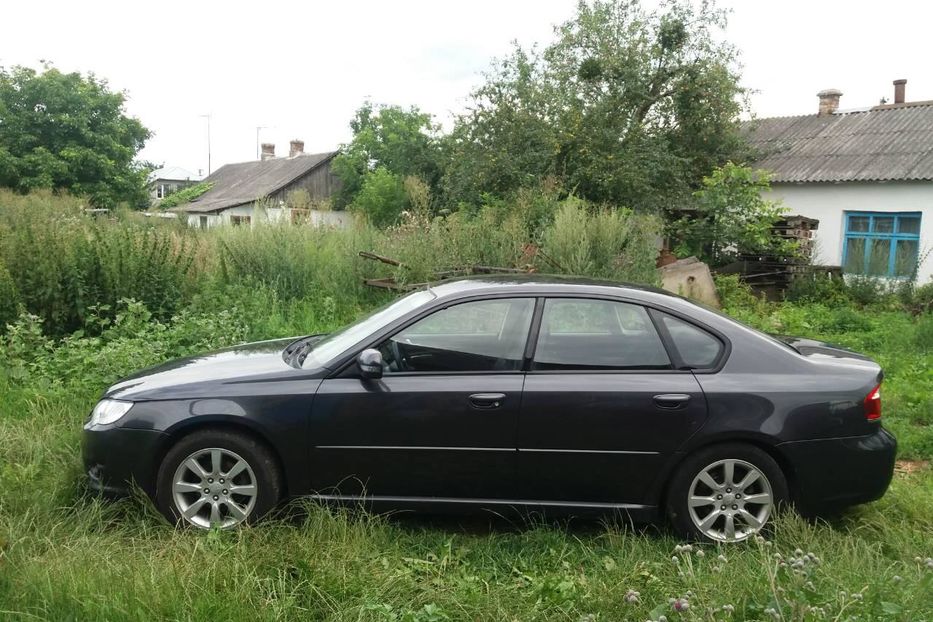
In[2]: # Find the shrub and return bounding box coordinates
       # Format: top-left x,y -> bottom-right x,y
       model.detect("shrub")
1,299 -> 248,388
0,261 -> 21,329
784,273 -> 851,306
669,163 -> 795,267
350,167 -> 409,227
157,181 -> 213,209
845,275 -> 897,308
539,198 -> 660,284
900,280 -> 933,316
0,191 -> 200,334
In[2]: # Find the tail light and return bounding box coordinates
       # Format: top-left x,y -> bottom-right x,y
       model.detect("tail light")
864,384 -> 882,421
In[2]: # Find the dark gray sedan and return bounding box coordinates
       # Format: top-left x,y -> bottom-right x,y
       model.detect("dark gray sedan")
83,276 -> 896,542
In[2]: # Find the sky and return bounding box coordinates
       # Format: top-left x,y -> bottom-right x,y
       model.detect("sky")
2,0 -> 931,177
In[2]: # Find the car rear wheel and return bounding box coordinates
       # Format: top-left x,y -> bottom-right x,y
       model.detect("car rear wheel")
156,429 -> 282,529
666,443 -> 788,542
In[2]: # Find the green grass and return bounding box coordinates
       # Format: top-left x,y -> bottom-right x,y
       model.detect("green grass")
1,295 -> 932,620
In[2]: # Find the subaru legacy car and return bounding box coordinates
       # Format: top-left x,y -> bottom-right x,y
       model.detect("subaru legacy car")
83,276 -> 896,542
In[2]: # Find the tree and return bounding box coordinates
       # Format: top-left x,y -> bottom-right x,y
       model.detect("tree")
443,0 -> 748,211
349,166 -> 408,227
0,65 -> 151,208
332,102 -> 441,209
669,162 -> 793,266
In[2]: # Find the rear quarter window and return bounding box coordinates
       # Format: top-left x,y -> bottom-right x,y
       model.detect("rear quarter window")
659,314 -> 723,369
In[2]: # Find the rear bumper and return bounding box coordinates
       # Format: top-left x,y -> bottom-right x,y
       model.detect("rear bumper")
83,425 -> 167,497
778,427 -> 896,513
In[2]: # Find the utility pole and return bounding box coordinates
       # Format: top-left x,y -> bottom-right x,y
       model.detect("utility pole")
199,114 -> 212,175
256,126 -> 268,160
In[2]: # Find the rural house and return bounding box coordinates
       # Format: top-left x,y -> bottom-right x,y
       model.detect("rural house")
171,140 -> 348,228
746,80 -> 933,282
148,166 -> 202,203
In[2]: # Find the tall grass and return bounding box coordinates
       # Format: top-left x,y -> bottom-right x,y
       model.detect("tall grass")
0,190 -> 661,337
0,191 -> 199,334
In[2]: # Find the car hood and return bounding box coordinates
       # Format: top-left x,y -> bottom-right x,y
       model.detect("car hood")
104,337 -> 326,401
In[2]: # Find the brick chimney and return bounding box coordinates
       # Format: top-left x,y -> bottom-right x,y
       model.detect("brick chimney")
289,139 -> 305,158
817,89 -> 843,116
260,143 -> 275,161
893,79 -> 907,104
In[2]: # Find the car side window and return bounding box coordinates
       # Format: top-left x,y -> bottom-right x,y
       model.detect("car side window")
659,313 -> 723,369
532,299 -> 671,371
379,298 -> 534,373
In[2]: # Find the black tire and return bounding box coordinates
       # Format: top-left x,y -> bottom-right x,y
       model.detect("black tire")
156,428 -> 283,529
665,443 -> 789,543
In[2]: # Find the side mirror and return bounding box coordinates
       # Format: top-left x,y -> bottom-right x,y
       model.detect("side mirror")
356,348 -> 384,379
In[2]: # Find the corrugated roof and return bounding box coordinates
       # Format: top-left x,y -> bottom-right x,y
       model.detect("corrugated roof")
744,103 -> 933,183
172,152 -> 337,213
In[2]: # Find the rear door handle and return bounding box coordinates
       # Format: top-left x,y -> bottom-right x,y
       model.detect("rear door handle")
469,393 -> 506,409
653,394 -> 691,409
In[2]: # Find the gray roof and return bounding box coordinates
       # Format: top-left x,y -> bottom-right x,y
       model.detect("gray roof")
744,102 -> 933,183
172,152 -> 337,213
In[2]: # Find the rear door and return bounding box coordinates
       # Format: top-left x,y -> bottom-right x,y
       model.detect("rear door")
517,297 -> 710,505
310,297 -> 536,501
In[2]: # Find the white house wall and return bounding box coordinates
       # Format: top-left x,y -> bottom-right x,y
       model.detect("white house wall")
764,181 -> 933,283
186,214 -> 222,228
186,206 -> 351,229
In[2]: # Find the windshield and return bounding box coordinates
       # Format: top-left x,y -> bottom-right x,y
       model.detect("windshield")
301,289 -> 437,368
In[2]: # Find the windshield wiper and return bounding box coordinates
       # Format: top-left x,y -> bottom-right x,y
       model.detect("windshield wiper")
284,334 -> 326,366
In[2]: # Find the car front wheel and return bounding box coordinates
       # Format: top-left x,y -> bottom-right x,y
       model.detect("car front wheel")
156,429 -> 282,529
666,443 -> 788,543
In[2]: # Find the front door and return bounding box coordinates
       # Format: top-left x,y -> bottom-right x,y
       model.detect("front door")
517,298 -> 709,505
309,297 -> 536,501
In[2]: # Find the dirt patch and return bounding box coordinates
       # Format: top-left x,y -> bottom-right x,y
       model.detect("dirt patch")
895,460 -> 930,474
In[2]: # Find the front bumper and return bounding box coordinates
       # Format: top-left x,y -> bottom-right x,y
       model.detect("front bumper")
778,427 -> 897,514
83,424 -> 168,497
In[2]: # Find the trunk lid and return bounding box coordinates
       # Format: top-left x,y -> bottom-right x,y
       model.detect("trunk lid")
773,335 -> 880,371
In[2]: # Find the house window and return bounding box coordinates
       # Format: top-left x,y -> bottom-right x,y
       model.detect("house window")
156,184 -> 164,199
199,216 -> 208,229
291,208 -> 310,224
842,211 -> 921,278
230,215 -> 251,227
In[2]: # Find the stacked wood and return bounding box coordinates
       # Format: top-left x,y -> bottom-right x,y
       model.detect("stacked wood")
717,215 -> 823,299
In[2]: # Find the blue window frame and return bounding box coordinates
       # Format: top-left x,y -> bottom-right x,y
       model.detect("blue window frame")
842,211 -> 921,278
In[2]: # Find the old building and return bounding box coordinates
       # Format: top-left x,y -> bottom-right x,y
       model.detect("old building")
746,80 -> 933,282
171,140 -> 348,228
148,166 -> 202,203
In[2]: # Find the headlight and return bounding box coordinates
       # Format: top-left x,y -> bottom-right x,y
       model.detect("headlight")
89,399 -> 134,426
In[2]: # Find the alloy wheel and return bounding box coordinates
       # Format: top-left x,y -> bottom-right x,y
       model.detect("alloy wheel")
687,458 -> 774,542
171,447 -> 258,529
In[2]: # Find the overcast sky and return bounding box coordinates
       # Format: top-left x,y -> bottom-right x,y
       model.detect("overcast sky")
2,0 -> 930,177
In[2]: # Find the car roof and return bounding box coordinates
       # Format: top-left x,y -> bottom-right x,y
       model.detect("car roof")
426,274 -> 681,302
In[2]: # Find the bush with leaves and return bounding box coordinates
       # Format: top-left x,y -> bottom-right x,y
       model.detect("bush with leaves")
350,167 -> 409,227
0,190 -> 199,334
156,181 -> 213,209
670,162 -> 794,267
0,299 -> 248,389
539,197 -> 660,284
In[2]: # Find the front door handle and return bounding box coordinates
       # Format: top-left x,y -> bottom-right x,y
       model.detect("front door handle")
469,393 -> 506,409
653,394 -> 691,409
